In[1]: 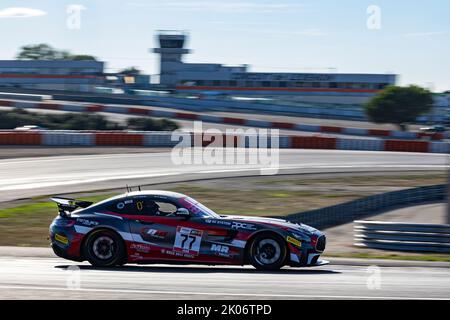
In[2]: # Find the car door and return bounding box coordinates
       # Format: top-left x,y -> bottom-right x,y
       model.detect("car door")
127,196 -> 191,261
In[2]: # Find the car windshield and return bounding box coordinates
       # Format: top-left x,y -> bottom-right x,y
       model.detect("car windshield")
178,196 -> 221,218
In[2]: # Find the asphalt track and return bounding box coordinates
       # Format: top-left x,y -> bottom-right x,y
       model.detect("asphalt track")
0,149 -> 447,202
0,149 -> 449,300
0,256 -> 449,299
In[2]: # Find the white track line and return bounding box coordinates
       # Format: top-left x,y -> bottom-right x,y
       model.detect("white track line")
0,285 -> 447,300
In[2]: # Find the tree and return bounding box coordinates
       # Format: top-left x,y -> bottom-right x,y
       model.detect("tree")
365,85 -> 434,131
16,44 -> 70,60
69,54 -> 97,61
16,44 -> 97,61
119,67 -> 142,75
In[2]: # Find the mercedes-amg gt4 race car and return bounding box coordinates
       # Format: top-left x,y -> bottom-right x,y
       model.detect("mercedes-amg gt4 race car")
49,190 -> 327,270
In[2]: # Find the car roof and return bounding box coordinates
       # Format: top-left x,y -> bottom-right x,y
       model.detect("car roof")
89,190 -> 188,209
126,190 -> 187,198
106,190 -> 187,202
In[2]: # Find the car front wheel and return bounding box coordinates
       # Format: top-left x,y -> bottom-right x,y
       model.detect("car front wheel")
248,233 -> 287,271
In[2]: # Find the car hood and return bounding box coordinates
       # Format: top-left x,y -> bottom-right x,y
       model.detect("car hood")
221,215 -> 318,235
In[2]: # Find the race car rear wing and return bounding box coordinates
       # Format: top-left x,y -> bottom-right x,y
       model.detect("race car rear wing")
50,197 -> 93,216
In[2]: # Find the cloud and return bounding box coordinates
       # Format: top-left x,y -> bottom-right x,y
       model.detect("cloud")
0,7 -> 47,18
403,31 -> 447,37
128,1 -> 306,13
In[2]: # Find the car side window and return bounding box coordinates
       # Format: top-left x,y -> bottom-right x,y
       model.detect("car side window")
106,199 -> 139,215
154,201 -> 178,216
136,197 -> 178,216
105,196 -> 178,216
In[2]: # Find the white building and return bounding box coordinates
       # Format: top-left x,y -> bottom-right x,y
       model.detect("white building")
152,31 -> 397,105
0,60 -> 105,92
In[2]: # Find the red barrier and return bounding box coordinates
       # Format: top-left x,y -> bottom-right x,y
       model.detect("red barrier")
201,133 -> 239,147
417,132 -> 443,140
127,107 -> 149,115
369,129 -> 391,137
223,117 -> 246,125
0,100 -> 13,107
290,136 -> 337,149
272,122 -> 295,129
0,132 -> 42,145
38,103 -> 60,110
95,133 -> 144,146
175,112 -> 199,120
321,126 -> 343,133
87,104 -> 105,112
432,133 -> 444,140
385,140 -> 429,153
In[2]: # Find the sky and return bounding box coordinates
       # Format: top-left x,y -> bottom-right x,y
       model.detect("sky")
0,0 -> 449,91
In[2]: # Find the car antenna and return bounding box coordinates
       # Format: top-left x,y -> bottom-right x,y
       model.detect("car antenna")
126,184 -> 129,193
138,186 -> 141,191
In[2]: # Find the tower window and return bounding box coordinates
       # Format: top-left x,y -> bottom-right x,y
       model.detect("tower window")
159,39 -> 184,48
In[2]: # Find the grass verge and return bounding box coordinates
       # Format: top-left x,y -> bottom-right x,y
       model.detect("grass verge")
0,172 -> 446,248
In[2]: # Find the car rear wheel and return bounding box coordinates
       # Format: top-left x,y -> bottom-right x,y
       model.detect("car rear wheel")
84,230 -> 125,267
248,233 -> 287,271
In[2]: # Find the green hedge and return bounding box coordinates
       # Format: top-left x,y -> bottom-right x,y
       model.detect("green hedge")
0,109 -> 179,131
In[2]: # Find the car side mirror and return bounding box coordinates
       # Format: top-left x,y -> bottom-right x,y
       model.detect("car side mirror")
176,208 -> 190,217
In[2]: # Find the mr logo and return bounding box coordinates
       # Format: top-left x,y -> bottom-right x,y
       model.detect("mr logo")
210,244 -> 229,254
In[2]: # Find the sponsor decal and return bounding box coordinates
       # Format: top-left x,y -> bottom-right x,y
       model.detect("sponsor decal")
231,222 -> 256,231
151,195 -> 169,199
130,253 -> 144,260
55,233 -> 69,245
210,244 -> 229,254
286,236 -> 301,247
173,226 -> 203,255
205,219 -> 232,226
130,243 -> 152,253
162,248 -> 195,259
210,244 -> 231,257
76,218 -> 98,227
117,202 -> 125,210
143,228 -> 167,240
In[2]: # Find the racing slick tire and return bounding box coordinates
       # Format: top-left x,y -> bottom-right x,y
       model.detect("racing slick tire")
83,229 -> 126,267
248,233 -> 287,271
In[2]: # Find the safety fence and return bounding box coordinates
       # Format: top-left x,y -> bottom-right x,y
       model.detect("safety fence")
354,220 -> 450,253
0,130 -> 449,153
0,98 -> 447,141
285,185 -> 446,229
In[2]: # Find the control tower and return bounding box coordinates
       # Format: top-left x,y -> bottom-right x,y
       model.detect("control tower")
152,30 -> 190,88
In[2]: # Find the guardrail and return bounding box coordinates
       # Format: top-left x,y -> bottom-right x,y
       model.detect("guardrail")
0,92 -> 49,102
285,184 -> 446,229
354,220 -> 450,253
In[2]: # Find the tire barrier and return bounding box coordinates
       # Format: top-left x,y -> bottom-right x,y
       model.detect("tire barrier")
0,132 -> 42,145
95,132 -> 144,146
385,140 -> 429,153
0,98 -> 448,141
354,220 -> 450,253
290,136 -> 337,149
0,130 -> 448,153
284,184 -> 446,229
